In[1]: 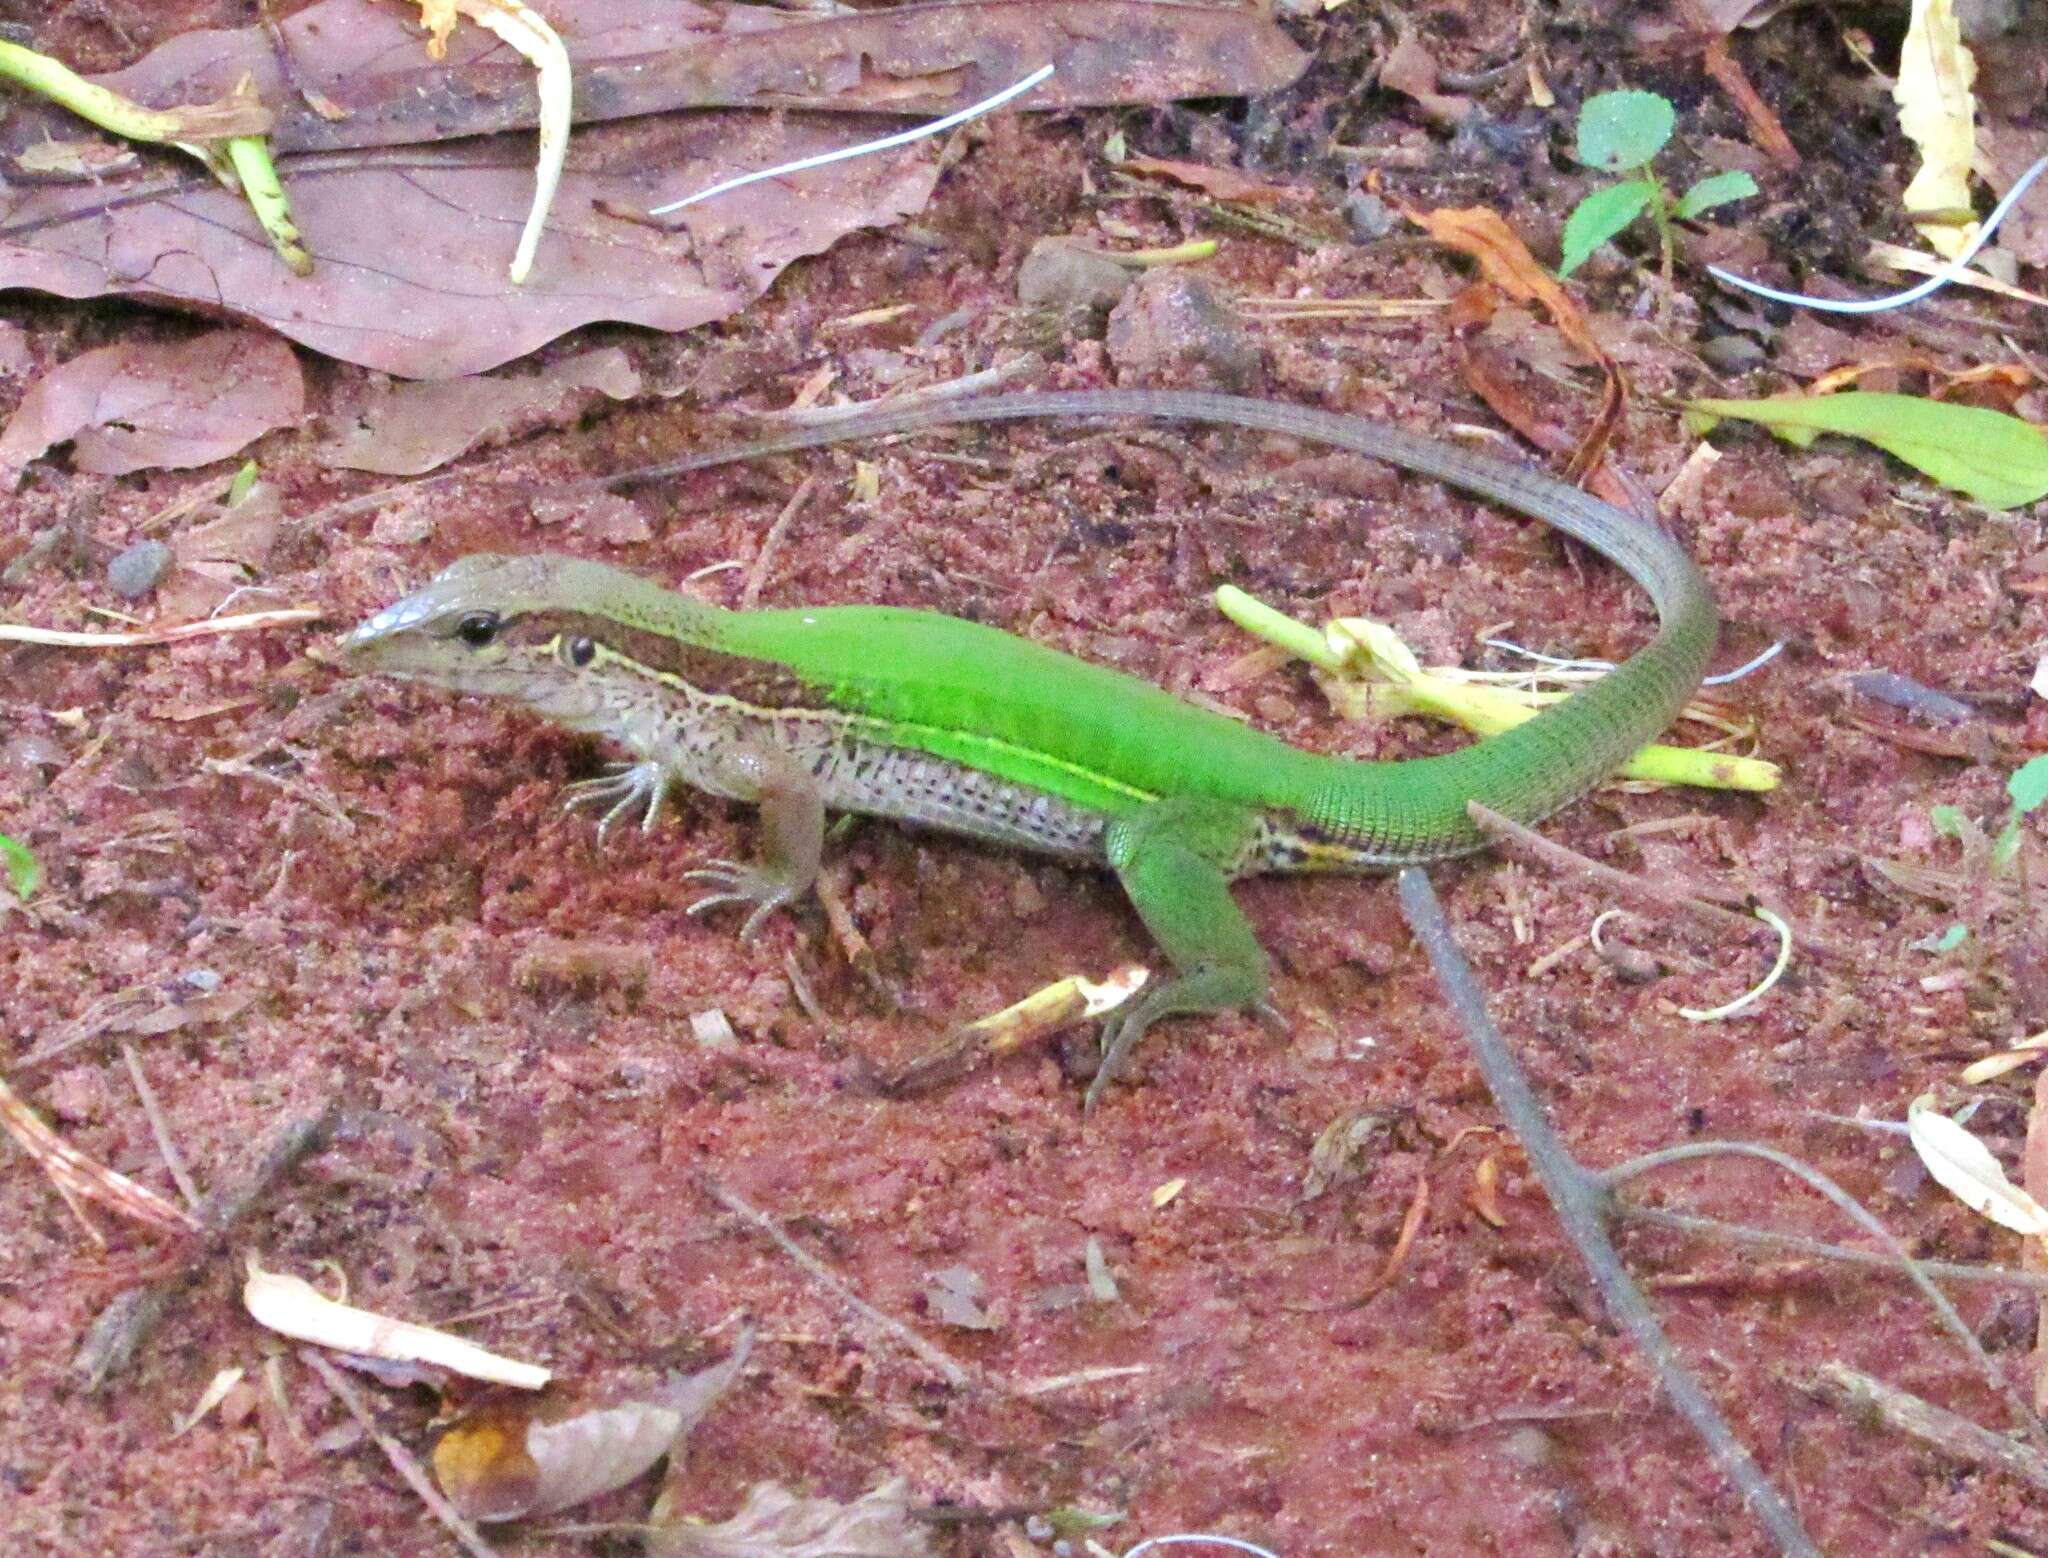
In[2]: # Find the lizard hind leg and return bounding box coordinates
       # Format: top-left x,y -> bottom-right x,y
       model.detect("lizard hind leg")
680,744 -> 825,944
1093,798 -> 1273,1113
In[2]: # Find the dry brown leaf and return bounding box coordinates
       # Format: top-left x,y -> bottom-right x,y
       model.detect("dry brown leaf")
1467,1151 -> 1506,1228
1363,1173 -> 1429,1298
315,348 -> 642,475
0,115 -> 937,380
1405,205 -> 1624,478
435,1334 -> 752,1522
649,1477 -> 934,1558
0,331 -> 302,480
1378,24 -> 1469,127
94,0 -> 1307,155
1895,0 -> 1979,258
1906,1094 -> 2048,1235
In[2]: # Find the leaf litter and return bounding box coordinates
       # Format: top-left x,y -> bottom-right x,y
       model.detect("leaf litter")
0,0 -> 1305,377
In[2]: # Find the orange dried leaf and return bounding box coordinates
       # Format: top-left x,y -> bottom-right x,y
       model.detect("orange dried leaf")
1468,1152 -> 1507,1228
1364,1173 -> 1430,1297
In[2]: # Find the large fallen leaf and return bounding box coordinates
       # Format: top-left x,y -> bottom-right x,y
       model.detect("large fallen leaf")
1684,391 -> 2048,510
1907,1093 -> 2048,1236
649,1477 -> 934,1558
1894,0 -> 1978,259
93,0 -> 1307,152
0,114 -> 935,380
0,330 -> 302,479
2,1 -> 1301,378
314,347 -> 642,474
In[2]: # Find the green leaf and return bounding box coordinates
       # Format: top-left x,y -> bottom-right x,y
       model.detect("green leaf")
0,832 -> 37,899
1675,169 -> 1758,220
2009,754 -> 2048,815
1558,178 -> 1659,276
1994,818 -> 2024,872
1910,923 -> 1969,953
1930,804 -> 1967,837
226,458 -> 260,507
1575,90 -> 1676,172
1684,392 -> 2048,510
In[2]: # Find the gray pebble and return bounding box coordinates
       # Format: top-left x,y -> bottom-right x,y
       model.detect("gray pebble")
1017,238 -> 1133,313
1344,190 -> 1396,243
106,539 -> 173,599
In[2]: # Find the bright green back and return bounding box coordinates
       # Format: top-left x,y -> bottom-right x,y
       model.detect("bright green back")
711,604 -> 1328,817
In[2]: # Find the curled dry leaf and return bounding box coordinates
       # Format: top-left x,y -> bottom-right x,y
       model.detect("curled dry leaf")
242,1259 -> 550,1388
649,1476 -> 935,1558
315,348 -> 642,475
434,1330 -> 753,1522
1894,0 -> 1979,259
1906,1092 -> 2048,1236
0,330 -> 302,479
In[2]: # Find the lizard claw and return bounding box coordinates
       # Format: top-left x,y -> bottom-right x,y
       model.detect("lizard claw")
563,761 -> 669,842
683,860 -> 797,944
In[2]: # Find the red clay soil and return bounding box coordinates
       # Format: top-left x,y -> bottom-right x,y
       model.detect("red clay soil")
8,3 -> 2048,1556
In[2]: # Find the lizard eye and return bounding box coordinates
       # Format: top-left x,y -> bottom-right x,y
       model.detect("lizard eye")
562,635 -> 596,668
454,611 -> 501,648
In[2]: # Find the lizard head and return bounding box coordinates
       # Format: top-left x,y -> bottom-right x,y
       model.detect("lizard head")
340,553 -> 646,716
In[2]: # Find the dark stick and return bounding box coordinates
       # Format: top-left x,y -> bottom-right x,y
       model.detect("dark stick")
73,1108 -> 338,1390
1396,868 -> 1819,1558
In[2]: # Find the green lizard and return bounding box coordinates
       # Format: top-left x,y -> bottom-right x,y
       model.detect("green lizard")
343,389 -> 1719,1108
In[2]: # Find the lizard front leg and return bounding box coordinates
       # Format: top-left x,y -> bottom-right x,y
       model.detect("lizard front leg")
1093,798 -> 1274,1113
682,744 -> 825,943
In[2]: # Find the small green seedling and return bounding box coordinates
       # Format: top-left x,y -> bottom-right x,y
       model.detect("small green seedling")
0,831 -> 37,899
1931,754 -> 2048,875
1996,753 -> 2048,871
1559,89 -> 1758,278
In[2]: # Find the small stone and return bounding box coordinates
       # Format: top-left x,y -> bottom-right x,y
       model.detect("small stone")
1699,334 -> 1764,374
105,539 -> 172,599
1343,190 -> 1396,242
1017,238 -> 1133,313
1106,268 -> 1262,388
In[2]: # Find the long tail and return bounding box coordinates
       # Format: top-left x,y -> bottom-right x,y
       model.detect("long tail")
587,389 -> 1718,861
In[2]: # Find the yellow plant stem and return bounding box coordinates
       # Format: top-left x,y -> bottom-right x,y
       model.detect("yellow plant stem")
1214,585 -> 1780,794
0,40 -> 308,277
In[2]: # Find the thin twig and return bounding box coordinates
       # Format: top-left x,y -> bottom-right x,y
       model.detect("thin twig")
299,1348 -> 498,1558
1800,1362 -> 2048,1492
741,474 -> 817,610
0,1071 -> 202,1237
0,606 -> 321,648
1396,868 -> 1819,1558
120,1040 -> 201,1209
1467,801 -> 1847,964
1619,1202 -> 2048,1292
74,1107 -> 338,1390
701,1174 -> 976,1391
1601,1140 -> 2046,1444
